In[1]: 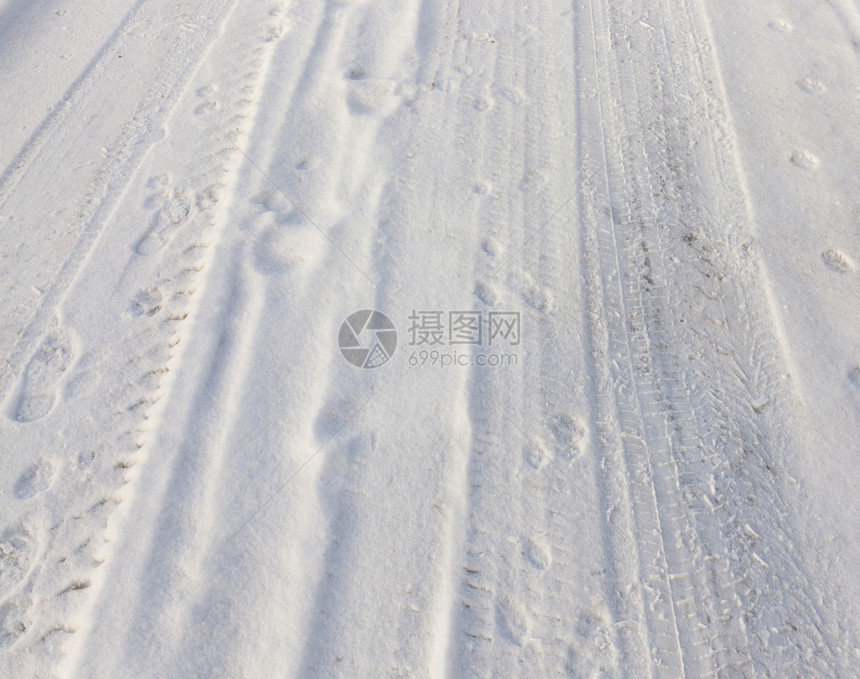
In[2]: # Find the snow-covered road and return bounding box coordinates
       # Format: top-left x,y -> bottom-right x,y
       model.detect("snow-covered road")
1,0 -> 859,677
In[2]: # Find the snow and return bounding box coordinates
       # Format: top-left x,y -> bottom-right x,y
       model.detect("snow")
1,0 -> 858,677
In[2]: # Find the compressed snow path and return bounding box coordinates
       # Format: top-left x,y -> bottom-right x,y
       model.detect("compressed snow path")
0,0 -> 858,677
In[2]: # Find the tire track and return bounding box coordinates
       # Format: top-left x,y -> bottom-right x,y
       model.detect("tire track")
576,0 -> 859,675
443,0 -> 538,673
0,4 -> 293,676
0,0 -> 148,194
444,2 -> 622,677
68,0 -> 434,673
64,4 -> 297,674
0,0 -> 237,405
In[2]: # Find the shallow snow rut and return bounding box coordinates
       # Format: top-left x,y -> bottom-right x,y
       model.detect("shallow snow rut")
576,0 -> 857,675
437,1 -> 623,676
0,0 -> 238,402
1,0 -> 858,677
0,1 -> 291,675
68,0 -> 468,675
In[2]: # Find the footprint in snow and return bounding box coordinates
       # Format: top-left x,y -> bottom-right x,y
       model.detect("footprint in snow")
474,181 -> 493,197
496,598 -> 531,646
798,78 -> 825,94
522,536 -> 552,570
194,100 -> 219,116
0,525 -> 36,598
136,190 -> 193,256
14,459 -> 56,500
14,328 -> 76,423
474,280 -> 499,307
520,168 -> 547,193
790,149 -> 819,170
253,222 -> 322,275
472,94 -> 494,112
145,173 -> 171,193
0,596 -> 32,649
195,185 -> 221,211
130,287 -> 164,317
550,413 -> 587,462
509,269 -> 553,313
346,77 -> 403,117
251,189 -> 286,212
295,156 -> 320,171
822,249 -> 853,273
768,18 -> 793,33
481,236 -> 500,256
264,16 -> 290,43
523,438 -> 550,471
566,608 -> 616,672
63,367 -> 99,402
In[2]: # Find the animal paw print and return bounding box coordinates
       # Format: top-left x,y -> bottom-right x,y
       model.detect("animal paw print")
522,536 -> 551,570
137,187 -> 194,255
822,249 -> 853,273
549,413 -> 587,462
768,18 -> 793,33
798,77 -> 825,94
14,458 -> 56,500
194,84 -> 219,116
790,149 -> 819,170
523,438 -> 550,470
130,287 -> 164,317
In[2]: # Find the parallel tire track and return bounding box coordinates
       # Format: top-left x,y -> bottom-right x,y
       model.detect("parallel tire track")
0,0 -> 237,403
577,0 -> 858,676
0,5 -> 293,676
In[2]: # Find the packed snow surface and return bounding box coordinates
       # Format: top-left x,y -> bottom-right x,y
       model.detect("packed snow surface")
1,0 -> 859,677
